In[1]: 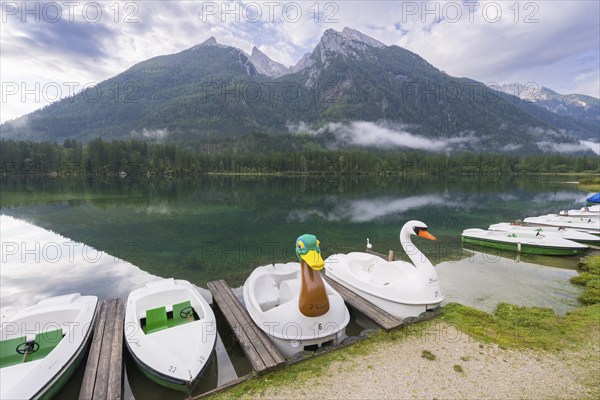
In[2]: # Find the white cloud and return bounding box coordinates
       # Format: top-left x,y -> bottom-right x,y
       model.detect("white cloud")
288,194 -> 453,223
140,128 -> 169,140
1,1 -> 598,122
289,120 -> 478,151
580,140 -> 600,155
325,121 -> 476,150
536,140 -> 594,154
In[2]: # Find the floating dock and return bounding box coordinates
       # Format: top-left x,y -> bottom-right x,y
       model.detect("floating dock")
79,298 -> 124,400
207,280 -> 286,374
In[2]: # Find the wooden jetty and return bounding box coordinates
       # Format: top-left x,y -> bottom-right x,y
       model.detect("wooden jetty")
79,298 -> 124,400
322,275 -> 403,330
207,280 -> 286,374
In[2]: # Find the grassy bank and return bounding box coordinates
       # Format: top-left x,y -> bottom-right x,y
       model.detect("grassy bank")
578,176 -> 600,192
570,254 -> 600,305
207,256 -> 600,399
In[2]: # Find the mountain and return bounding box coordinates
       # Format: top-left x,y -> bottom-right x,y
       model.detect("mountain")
249,47 -> 289,77
500,84 -> 600,139
1,28 -> 596,154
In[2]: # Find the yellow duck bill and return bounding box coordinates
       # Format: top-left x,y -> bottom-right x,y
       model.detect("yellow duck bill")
300,250 -> 325,270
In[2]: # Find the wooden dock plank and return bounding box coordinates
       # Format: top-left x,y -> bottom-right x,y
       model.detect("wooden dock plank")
211,281 -> 277,368
107,298 -> 124,400
208,281 -> 267,372
215,280 -> 285,365
79,299 -> 124,400
323,275 -> 403,330
208,280 -> 285,373
93,299 -> 117,400
79,301 -> 107,400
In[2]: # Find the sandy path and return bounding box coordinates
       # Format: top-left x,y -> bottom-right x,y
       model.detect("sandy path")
249,323 -> 599,399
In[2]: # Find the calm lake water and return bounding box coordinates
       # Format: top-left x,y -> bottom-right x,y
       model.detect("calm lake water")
0,174 -> 593,399
0,175 -> 592,284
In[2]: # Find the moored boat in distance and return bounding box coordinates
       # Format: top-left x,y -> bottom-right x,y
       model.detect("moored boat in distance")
523,215 -> 600,236
462,228 -> 589,256
558,209 -> 600,218
489,222 -> 600,245
325,220 -> 444,319
243,235 -> 350,358
1,294 -> 98,400
124,279 -> 217,392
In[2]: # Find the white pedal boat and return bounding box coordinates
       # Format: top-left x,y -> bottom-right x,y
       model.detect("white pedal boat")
243,235 -> 350,358
124,279 -> 217,392
523,214 -> 600,235
325,221 -> 443,319
462,228 -> 588,255
1,293 -> 98,400
558,209 -> 600,218
489,222 -> 600,245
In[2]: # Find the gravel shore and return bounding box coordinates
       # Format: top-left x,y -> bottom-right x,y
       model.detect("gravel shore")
249,323 -> 599,399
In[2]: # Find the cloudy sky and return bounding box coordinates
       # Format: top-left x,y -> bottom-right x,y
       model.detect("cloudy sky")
1,0 -> 599,122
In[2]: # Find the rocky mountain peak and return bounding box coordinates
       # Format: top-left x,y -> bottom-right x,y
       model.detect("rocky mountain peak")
200,36 -> 218,46
248,46 -> 290,77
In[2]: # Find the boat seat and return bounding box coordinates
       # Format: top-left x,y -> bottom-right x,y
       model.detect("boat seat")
0,336 -> 27,368
29,329 -> 63,361
172,300 -> 197,327
279,279 -> 301,305
255,276 -> 280,312
145,306 -> 168,334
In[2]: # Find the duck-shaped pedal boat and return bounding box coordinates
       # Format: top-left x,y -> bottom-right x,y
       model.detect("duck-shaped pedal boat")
325,221 -> 444,319
243,234 -> 350,358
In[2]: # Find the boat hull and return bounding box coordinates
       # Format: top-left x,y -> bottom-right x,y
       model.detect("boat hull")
0,294 -> 98,400
37,336 -> 91,400
461,235 -> 588,256
124,279 -> 217,392
127,344 -> 215,392
326,272 -> 442,318
324,252 -> 444,319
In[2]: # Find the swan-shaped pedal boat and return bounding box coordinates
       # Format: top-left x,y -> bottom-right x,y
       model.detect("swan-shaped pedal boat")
325,221 -> 444,319
243,234 -> 350,358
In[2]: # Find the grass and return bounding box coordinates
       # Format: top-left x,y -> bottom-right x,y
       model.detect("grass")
453,364 -> 464,373
441,302 -> 600,351
570,255 -> 600,305
421,350 -> 436,361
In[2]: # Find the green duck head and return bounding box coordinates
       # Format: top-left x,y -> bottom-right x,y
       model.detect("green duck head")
295,234 -> 324,270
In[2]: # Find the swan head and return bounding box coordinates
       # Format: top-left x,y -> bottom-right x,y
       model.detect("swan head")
402,220 -> 437,241
295,234 -> 324,270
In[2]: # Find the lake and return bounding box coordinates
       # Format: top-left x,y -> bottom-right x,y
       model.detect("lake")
0,174 -> 592,398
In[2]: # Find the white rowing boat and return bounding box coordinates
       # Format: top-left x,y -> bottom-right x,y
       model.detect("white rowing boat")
1,293 -> 98,400
124,279 -> 217,392
523,215 -> 600,235
462,228 -> 589,255
489,222 -> 600,245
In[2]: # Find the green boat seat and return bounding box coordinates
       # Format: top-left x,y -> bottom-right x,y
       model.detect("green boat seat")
145,306 -> 168,334
172,301 -> 197,327
29,329 -> 63,361
0,336 -> 27,368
